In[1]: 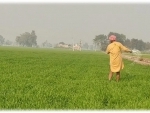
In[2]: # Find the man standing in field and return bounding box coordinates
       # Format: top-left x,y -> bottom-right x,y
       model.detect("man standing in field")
106,35 -> 132,82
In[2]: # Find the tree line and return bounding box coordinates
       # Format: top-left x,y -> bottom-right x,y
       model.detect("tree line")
93,32 -> 150,51
0,31 -> 150,51
0,31 -> 37,46
0,35 -> 13,45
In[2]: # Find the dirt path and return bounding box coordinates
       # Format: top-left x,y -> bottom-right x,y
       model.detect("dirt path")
122,54 -> 150,66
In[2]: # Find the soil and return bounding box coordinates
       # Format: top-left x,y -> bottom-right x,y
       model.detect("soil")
122,54 -> 150,66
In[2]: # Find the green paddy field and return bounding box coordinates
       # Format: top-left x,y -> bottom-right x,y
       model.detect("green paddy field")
0,46 -> 150,109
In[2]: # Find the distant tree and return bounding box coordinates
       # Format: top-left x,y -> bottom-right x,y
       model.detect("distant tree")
137,39 -> 145,51
0,35 -> 5,45
22,32 -> 31,47
42,40 -> 52,48
16,30 -> 37,47
131,38 -> 139,50
30,30 -> 37,46
82,43 -> 89,49
16,36 -> 21,45
93,31 -> 150,51
130,38 -> 146,51
93,34 -> 107,51
89,45 -> 94,50
145,42 -> 150,50
5,40 -> 12,45
124,38 -> 131,49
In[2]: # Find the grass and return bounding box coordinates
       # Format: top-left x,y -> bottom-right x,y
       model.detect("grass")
141,54 -> 150,59
0,46 -> 150,109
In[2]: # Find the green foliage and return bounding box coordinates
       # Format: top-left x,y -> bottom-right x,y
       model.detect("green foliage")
0,47 -> 150,109
82,43 -> 89,49
93,34 -> 108,51
96,31 -> 150,51
130,38 -> 145,51
42,40 -> 52,48
16,30 -> 37,47
5,40 -> 12,45
0,35 -> 5,45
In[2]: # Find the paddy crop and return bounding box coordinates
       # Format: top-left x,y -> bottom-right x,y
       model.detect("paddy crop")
0,46 -> 150,109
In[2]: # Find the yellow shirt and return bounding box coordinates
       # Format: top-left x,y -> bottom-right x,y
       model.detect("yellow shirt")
106,41 -> 131,72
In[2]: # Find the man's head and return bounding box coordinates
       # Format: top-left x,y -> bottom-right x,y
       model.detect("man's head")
109,35 -> 116,43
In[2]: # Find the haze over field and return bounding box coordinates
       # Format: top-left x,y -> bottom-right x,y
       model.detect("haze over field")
1,3 -> 150,45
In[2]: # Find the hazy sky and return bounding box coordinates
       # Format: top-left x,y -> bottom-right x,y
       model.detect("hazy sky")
1,3 -> 150,45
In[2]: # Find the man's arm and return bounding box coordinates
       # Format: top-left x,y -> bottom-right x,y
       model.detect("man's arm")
120,43 -> 132,53
106,45 -> 110,54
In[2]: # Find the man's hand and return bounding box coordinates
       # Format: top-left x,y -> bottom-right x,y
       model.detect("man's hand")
130,50 -> 132,53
